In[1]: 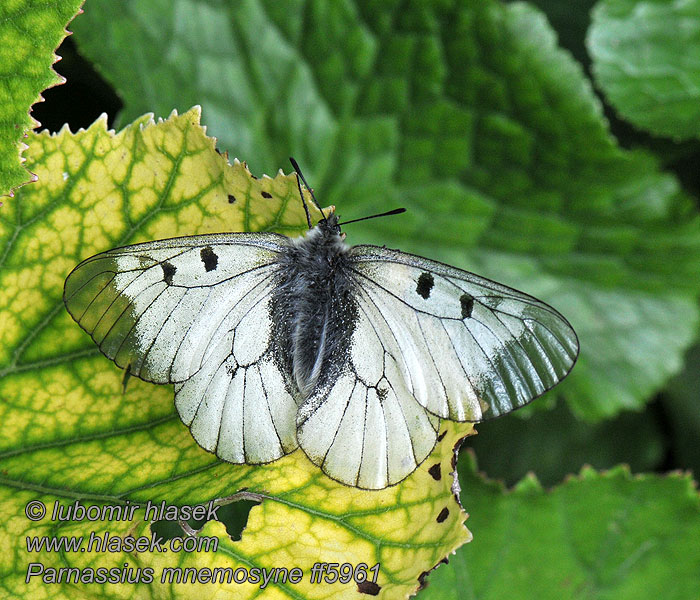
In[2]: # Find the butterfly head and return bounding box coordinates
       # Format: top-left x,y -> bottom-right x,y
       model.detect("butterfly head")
291,209 -> 347,252
316,212 -> 343,237
297,211 -> 347,249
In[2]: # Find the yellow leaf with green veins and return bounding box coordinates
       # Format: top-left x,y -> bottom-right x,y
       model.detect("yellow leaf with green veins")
0,107 -> 470,598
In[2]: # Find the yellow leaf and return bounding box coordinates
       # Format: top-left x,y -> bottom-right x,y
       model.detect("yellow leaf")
0,107 -> 471,598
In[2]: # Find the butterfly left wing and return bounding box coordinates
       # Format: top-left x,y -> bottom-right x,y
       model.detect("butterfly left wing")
173,285 -> 301,464
347,245 -> 579,423
64,233 -> 301,464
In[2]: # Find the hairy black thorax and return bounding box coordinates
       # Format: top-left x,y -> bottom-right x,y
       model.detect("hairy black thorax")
269,215 -> 358,399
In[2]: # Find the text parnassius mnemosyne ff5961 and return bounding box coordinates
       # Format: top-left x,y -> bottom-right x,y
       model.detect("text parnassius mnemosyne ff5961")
64,160 -> 579,490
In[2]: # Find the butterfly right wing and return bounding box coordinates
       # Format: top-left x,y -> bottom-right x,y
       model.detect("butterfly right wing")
64,233 -> 300,464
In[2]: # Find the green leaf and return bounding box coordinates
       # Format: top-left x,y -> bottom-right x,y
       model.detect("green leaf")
0,0 -> 82,199
71,0 -> 341,179
0,108 -> 470,598
422,451 -> 700,600
588,0 -> 700,140
71,0 -> 700,421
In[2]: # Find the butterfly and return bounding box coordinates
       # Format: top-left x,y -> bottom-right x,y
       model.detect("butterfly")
63,159 -> 578,489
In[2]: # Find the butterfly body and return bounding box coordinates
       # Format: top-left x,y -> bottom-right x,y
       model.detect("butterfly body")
270,214 -> 357,400
65,207 -> 578,489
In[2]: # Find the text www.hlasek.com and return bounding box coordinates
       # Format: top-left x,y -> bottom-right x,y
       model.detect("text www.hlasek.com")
26,531 -> 217,554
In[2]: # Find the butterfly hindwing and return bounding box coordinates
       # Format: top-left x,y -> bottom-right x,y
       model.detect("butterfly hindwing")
347,245 -> 579,422
64,232 -> 301,464
174,289 -> 301,464
296,297 -> 440,489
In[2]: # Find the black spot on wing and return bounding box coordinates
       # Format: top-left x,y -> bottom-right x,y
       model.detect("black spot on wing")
358,581 -> 381,595
200,246 -> 218,272
460,293 -> 474,318
261,191 -> 272,198
416,272 -> 434,299
428,463 -> 441,481
437,430 -> 447,442
436,507 -> 449,523
228,194 -> 236,204
161,261 -> 176,285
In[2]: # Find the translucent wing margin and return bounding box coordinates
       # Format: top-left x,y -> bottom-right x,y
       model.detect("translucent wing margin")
348,245 -> 579,422
64,232 -> 300,463
296,292 -> 440,489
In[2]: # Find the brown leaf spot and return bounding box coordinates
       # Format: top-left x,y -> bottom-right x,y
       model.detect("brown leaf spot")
358,581 -> 381,595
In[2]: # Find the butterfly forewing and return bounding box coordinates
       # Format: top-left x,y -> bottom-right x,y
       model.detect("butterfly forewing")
348,245 -> 579,421
64,234 -> 284,381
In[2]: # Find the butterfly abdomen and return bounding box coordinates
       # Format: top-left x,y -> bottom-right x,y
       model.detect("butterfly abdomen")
270,219 -> 359,399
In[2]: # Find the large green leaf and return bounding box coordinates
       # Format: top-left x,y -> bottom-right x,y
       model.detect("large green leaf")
0,0 -> 82,199
422,451 -> 700,599
588,0 -> 700,140
71,0 -> 700,421
0,108 -> 470,599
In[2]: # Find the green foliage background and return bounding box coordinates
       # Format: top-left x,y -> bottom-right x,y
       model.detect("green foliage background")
2,0 -> 700,598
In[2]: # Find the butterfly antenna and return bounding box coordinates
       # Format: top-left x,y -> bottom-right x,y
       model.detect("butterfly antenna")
290,157 -> 327,225
337,208 -> 406,226
294,171 -> 313,229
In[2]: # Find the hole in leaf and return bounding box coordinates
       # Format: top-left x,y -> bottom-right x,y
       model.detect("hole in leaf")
217,500 -> 261,541
150,499 -> 260,542
33,37 -> 122,132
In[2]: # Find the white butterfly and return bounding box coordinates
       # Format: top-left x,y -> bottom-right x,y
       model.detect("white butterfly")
64,161 -> 578,489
